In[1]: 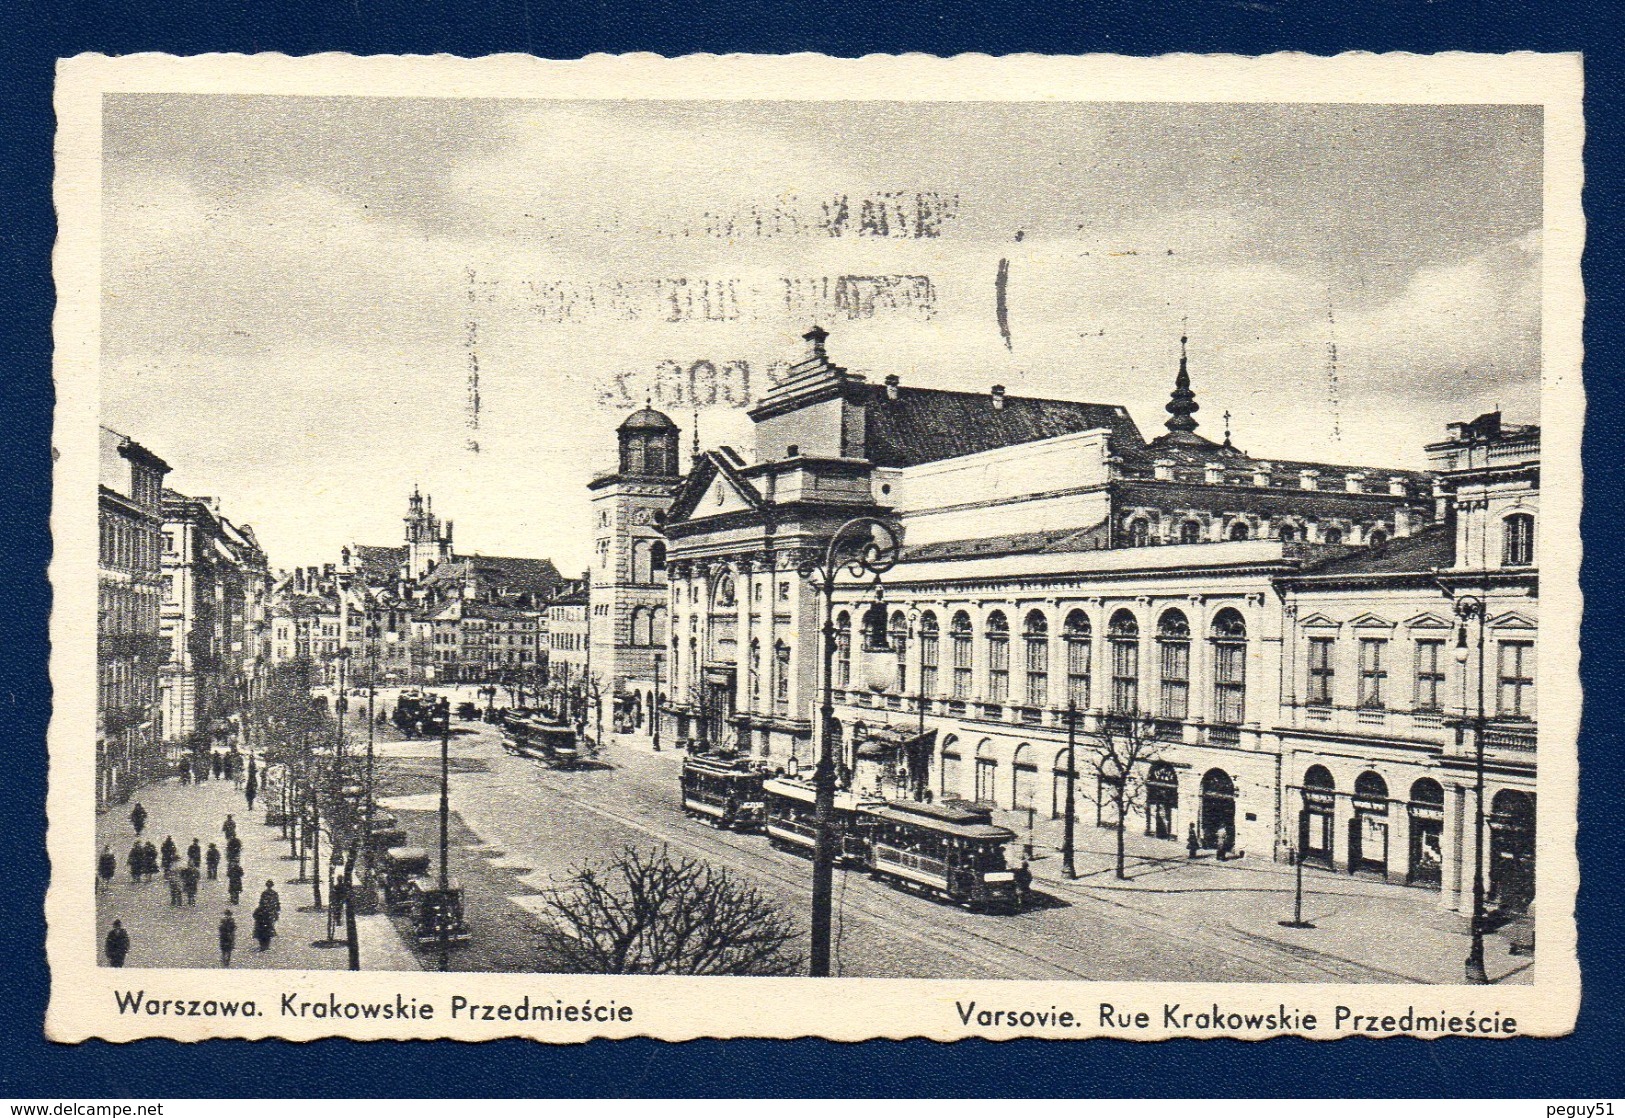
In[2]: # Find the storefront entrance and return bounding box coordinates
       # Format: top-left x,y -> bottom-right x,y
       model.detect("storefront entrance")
1199,768 -> 1235,849
1146,762 -> 1179,839
1406,778 -> 1444,888
1489,789 -> 1536,912
1348,771 -> 1390,877
1300,765 -> 1336,868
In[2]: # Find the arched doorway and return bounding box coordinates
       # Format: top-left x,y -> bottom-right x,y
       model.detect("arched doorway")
1300,765 -> 1336,868
940,736 -> 962,798
1407,778 -> 1444,888
1011,744 -> 1037,813
1349,771 -> 1390,877
974,740 -> 998,804
1146,761 -> 1179,839
1489,789 -> 1536,912
1199,768 -> 1236,849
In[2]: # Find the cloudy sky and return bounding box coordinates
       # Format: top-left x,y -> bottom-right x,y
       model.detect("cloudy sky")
100,96 -> 1542,572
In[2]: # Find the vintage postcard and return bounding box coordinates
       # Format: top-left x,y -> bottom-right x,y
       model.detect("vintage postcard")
48,50 -> 1583,1041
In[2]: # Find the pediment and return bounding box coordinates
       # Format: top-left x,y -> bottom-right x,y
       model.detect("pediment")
1297,612 -> 1342,629
1404,611 -> 1454,630
1489,610 -> 1538,631
1348,612 -> 1395,629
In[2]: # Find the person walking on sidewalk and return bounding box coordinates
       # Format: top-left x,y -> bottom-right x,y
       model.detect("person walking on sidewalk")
1215,823 -> 1233,862
142,840 -> 159,882
160,835 -> 178,875
218,910 -> 237,967
187,838 -> 202,870
252,883 -> 280,952
245,769 -> 258,812
168,869 -> 184,906
259,879 -> 282,925
180,862 -> 200,906
128,802 -> 147,836
125,841 -> 143,884
1013,861 -> 1033,909
226,861 -> 244,905
1187,823 -> 1200,859
205,842 -> 221,880
98,845 -> 116,890
226,834 -> 243,867
222,814 -> 237,846
104,920 -> 130,967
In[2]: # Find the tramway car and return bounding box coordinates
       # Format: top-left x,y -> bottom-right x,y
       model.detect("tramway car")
856,800 -> 1019,911
392,691 -> 450,738
679,755 -> 765,830
761,777 -> 878,865
501,711 -> 582,769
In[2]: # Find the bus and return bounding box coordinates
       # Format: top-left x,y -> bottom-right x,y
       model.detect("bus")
679,755 -> 765,830
856,799 -> 1019,911
761,777 -> 879,865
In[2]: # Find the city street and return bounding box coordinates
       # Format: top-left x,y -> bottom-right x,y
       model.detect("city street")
361,691 -> 1532,983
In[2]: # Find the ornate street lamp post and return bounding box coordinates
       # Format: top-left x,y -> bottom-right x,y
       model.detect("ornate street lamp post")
1454,594 -> 1489,984
799,516 -> 901,978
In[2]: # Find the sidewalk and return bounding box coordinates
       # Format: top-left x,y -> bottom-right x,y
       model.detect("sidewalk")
994,807 -> 1532,984
96,772 -> 417,971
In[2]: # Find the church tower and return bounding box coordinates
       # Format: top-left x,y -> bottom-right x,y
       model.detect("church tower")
404,486 -> 454,579
587,406 -> 682,741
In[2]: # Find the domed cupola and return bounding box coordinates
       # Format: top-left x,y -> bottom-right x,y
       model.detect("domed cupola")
618,403 -> 681,476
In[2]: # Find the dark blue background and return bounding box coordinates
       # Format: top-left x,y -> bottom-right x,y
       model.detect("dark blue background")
3,0 -> 1619,1098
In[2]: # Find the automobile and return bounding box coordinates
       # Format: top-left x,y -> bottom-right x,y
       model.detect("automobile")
456,701 -> 479,721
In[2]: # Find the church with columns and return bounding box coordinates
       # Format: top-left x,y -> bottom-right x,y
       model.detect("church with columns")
601,327 -> 1539,917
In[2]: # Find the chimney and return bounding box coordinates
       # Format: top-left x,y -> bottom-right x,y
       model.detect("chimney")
341,546 -> 352,569
1299,469 -> 1320,491
1204,462 -> 1223,485
1252,463 -> 1272,487
884,374 -> 900,401
1388,477 -> 1408,497
1153,458 -> 1175,482
991,385 -> 1006,411
1344,472 -> 1366,494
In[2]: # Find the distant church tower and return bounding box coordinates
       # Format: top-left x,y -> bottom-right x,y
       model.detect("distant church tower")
404,486 -> 454,579
588,406 -> 682,738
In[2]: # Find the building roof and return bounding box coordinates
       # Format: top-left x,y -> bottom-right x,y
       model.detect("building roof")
420,555 -> 563,597
619,406 -> 679,433
351,544 -> 406,583
1292,524 -> 1455,580
271,594 -> 339,619
857,383 -> 1145,468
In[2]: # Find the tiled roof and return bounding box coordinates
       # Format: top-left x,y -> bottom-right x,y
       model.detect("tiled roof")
352,544 -> 405,583
902,522 -> 1111,562
857,384 -> 1145,468
420,555 -> 563,596
1294,525 -> 1455,578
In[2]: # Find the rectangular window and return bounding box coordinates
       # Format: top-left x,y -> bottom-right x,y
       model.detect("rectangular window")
835,627 -> 851,689
1307,637 -> 1334,705
951,633 -> 973,699
1497,640 -> 1535,717
774,644 -> 790,714
1110,639 -> 1139,714
1025,637 -> 1048,708
1066,638 -> 1091,709
1214,641 -> 1246,725
1358,638 -> 1388,708
987,636 -> 1009,702
1413,638 -> 1445,711
1158,639 -> 1189,720
778,581 -> 790,602
919,631 -> 939,697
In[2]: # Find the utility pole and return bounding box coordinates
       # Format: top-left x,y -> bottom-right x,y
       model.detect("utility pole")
652,652 -> 663,752
1062,698 -> 1078,879
1279,795 -> 1316,929
438,707 -> 451,973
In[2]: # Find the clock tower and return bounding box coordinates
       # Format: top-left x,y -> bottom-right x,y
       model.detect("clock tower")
587,406 -> 683,742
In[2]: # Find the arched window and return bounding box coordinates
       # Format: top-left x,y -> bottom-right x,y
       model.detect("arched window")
1022,611 -> 1050,709
974,739 -> 998,803
1012,744 -> 1037,811
1410,777 -> 1444,806
713,572 -> 736,608
1228,521 -> 1250,541
1127,518 -> 1151,547
1367,528 -> 1387,548
650,541 -> 667,573
1180,520 -> 1203,544
1355,770 -> 1389,810
749,638 -> 762,705
626,435 -> 646,475
918,612 -> 940,696
950,611 -> 974,699
632,540 -> 653,584
650,606 -> 667,645
835,610 -> 852,688
1156,609 -> 1191,720
1051,748 -> 1076,819
1503,513 -> 1535,567
985,611 -> 1010,702
890,610 -> 909,694
1323,526 -> 1343,545
1108,609 -> 1140,714
1278,525 -> 1297,542
773,640 -> 790,713
1064,609 -> 1092,708
940,735 -> 962,796
1211,607 -> 1247,726
630,606 -> 651,647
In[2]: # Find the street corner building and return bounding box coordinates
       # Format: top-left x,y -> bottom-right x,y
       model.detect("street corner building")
592,328 -> 1540,923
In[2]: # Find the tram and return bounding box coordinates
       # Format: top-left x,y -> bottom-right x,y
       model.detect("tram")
679,755 -> 766,830
500,710 -> 582,769
856,799 -> 1020,911
761,777 -> 879,865
392,691 -> 450,738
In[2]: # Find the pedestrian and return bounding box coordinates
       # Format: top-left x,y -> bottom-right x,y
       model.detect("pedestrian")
218,909 -> 236,967
252,904 -> 275,951
245,770 -> 258,812
226,861 -> 244,905
181,863 -> 200,906
222,814 -> 237,845
142,840 -> 159,881
104,919 -> 130,967
187,838 -> 202,869
1216,823 -> 1233,862
160,835 -> 178,875
126,841 -> 143,884
98,844 -> 116,890
259,879 -> 281,924
206,843 -> 221,880
129,802 -> 147,836
213,753 -> 223,780
168,871 -> 184,906
1013,860 -> 1033,908
226,834 -> 242,866
179,760 -> 191,785
1187,823 -> 1200,859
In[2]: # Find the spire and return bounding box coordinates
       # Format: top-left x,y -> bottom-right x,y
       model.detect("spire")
803,324 -> 829,361
691,406 -> 700,464
1163,332 -> 1200,438
1223,409 -> 1233,448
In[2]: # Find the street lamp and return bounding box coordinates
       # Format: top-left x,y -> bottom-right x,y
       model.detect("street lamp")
1061,698 -> 1079,879
652,650 -> 664,752
1279,790 -> 1316,929
799,516 -> 901,978
1454,594 -> 1490,985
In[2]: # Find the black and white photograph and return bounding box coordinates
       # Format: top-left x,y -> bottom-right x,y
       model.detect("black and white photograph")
51,50 -> 1583,1041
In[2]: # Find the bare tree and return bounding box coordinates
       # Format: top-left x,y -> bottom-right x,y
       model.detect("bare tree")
540,846 -> 804,975
1085,712 -> 1166,880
